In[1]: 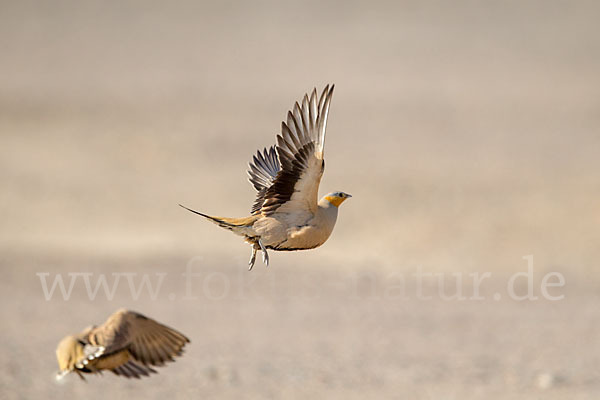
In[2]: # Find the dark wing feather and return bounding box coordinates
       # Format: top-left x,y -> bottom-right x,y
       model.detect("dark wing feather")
247,146 -> 280,214
259,85 -> 334,216
90,309 -> 189,368
111,360 -> 156,379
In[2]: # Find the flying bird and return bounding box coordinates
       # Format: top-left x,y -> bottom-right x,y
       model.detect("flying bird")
181,84 -> 351,270
55,309 -> 189,380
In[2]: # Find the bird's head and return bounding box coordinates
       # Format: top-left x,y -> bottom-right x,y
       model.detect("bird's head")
322,191 -> 352,207
55,335 -> 85,379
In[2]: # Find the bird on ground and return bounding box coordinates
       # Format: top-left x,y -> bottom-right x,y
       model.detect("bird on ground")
55,308 -> 189,380
180,84 -> 351,270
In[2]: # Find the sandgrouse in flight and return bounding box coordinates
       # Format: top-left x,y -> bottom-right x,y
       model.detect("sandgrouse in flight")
55,309 -> 189,380
181,84 -> 351,269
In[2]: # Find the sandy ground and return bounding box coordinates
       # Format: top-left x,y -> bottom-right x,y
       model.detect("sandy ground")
1,1 -> 600,398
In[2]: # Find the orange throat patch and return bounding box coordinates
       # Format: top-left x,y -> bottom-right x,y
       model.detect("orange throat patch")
325,196 -> 345,207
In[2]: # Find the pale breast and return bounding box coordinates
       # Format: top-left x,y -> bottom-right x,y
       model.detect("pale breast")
256,204 -> 338,250
284,224 -> 332,250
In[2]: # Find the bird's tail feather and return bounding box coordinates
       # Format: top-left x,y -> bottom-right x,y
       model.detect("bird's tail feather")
179,204 -> 258,233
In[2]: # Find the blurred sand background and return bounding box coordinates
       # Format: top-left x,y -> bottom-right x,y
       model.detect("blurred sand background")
1,0 -> 599,398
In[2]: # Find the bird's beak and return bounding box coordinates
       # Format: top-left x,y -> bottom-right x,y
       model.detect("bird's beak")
346,194 -> 352,198
55,370 -> 69,381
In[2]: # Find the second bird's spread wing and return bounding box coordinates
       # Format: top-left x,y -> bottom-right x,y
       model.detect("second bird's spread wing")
87,309 -> 189,367
247,85 -> 334,216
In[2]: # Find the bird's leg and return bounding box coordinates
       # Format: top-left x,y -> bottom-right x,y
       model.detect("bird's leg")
248,245 -> 258,271
258,239 -> 269,267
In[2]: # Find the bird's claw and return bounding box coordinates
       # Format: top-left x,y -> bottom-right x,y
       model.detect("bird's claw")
248,247 -> 257,271
248,240 -> 269,270
258,239 -> 269,267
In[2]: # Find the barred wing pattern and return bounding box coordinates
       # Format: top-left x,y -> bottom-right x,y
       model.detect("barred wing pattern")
247,85 -> 334,216
247,146 -> 280,215
86,309 -> 189,378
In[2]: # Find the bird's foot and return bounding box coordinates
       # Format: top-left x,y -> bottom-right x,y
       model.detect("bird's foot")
248,246 -> 257,271
258,239 -> 269,267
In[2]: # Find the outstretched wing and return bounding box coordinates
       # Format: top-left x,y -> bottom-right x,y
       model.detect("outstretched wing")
111,360 -> 157,379
89,309 -> 190,367
247,146 -> 280,215
249,84 -> 334,217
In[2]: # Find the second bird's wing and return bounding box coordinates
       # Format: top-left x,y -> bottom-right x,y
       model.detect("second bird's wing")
247,84 -> 334,217
88,309 -> 190,367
